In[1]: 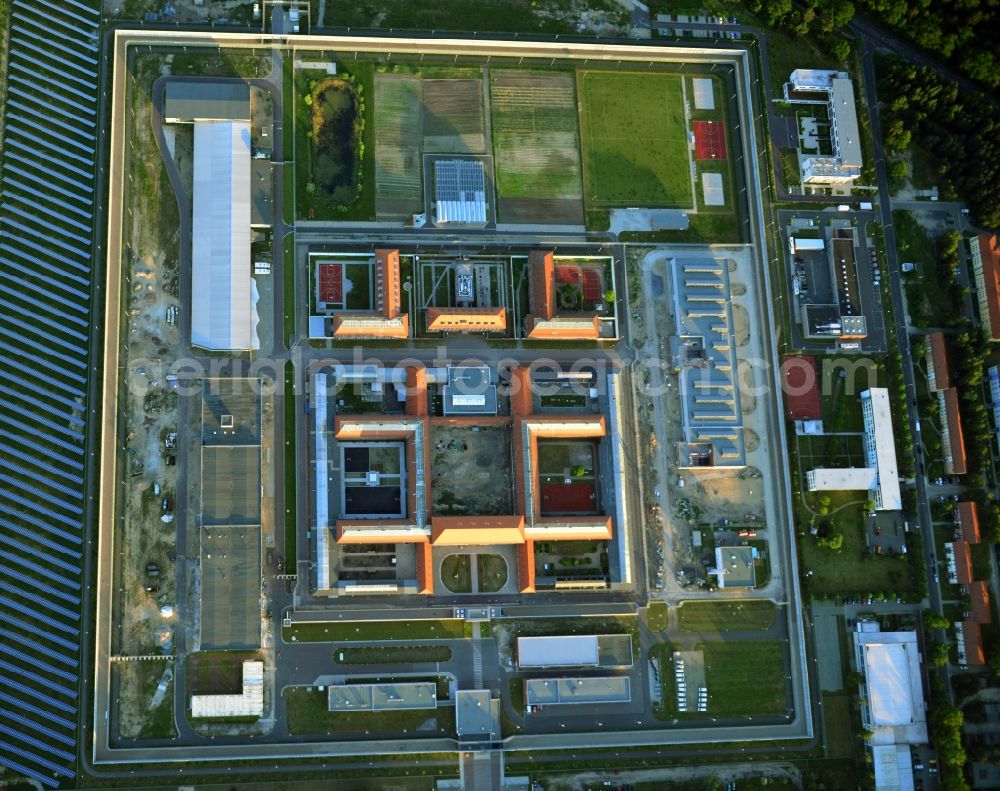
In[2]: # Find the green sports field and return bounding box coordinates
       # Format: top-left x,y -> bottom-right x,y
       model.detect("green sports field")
579,71 -> 692,207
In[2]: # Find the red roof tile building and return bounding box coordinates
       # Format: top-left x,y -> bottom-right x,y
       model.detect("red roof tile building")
331,249 -> 410,339
330,366 -> 615,593
524,250 -> 602,340
926,332 -> 951,392
969,581 -> 992,624
960,620 -> 986,667
941,387 -> 967,475
955,501 -> 981,543
426,307 -> 507,333
970,233 -> 1000,341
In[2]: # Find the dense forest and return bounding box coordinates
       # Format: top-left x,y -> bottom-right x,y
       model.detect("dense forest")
857,0 -> 1000,91
742,0 -> 1000,92
878,56 -> 1000,229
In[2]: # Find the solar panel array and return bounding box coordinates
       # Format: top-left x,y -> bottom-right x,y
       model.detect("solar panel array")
0,0 -> 101,786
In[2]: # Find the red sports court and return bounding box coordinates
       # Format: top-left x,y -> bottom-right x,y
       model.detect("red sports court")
554,266 -> 603,302
782,355 -> 821,420
693,120 -> 728,160
318,263 -> 343,304
541,482 -> 597,515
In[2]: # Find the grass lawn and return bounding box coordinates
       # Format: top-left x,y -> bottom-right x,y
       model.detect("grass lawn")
283,360 -> 297,564
477,553 -> 509,593
797,492 -> 911,595
643,602 -> 668,633
677,600 -> 777,633
894,209 -> 951,327
284,687 -> 455,737
282,235 -> 295,346
334,644 -> 453,664
186,651 -> 260,695
648,641 -> 677,719
822,692 -> 857,758
780,148 -> 801,188
283,619 -> 465,642
539,393 -> 587,408
700,640 -> 787,717
579,71 -> 691,208
619,209 -> 745,245
441,554 -> 472,593
490,69 -> 583,200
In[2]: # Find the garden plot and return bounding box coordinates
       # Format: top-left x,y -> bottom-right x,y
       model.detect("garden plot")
421,78 -> 487,154
490,70 -> 584,223
374,74 -> 423,218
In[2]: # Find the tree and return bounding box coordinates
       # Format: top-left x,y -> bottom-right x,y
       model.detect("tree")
603,290 -> 616,305
927,641 -> 950,667
570,465 -> 586,478
888,159 -> 909,186
831,39 -> 852,62
923,609 -> 950,630
818,532 -> 843,550
305,181 -> 316,195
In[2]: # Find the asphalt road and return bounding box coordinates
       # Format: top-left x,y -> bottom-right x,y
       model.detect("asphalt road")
858,40 -> 941,616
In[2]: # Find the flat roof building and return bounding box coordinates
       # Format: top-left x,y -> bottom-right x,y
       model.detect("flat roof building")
524,676 -> 631,706
806,387 -> 903,511
164,81 -> 250,123
455,689 -> 499,742
442,365 -> 498,415
712,545 -> 756,588
854,627 -> 928,746
784,70 -> 862,185
327,682 -> 437,711
433,159 -> 487,226
670,256 -> 746,468
862,388 -> 901,511
190,661 -> 263,718
871,744 -> 915,791
190,121 -> 259,350
516,634 -> 633,669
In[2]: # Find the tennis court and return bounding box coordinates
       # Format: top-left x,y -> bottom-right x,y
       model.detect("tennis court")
541,482 -> 598,515
318,263 -> 343,305
693,121 -> 728,160
555,266 -> 603,301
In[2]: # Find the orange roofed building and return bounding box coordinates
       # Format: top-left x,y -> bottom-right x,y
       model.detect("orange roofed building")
524,250 -> 601,340
940,387 -> 967,475
926,332 -> 951,392
426,307 -> 507,333
955,501 -> 980,543
327,365 -> 617,594
970,233 -> 1000,341
331,249 -> 409,339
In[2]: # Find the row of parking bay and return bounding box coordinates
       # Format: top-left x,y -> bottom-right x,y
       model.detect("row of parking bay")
0,0 -> 101,787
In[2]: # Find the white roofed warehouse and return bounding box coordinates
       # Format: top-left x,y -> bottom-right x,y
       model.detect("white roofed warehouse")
190,120 -> 259,351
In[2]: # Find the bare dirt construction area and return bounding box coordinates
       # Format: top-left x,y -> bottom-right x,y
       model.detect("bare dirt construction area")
421,78 -> 487,154
117,53 -> 183,657
430,425 -> 514,515
116,661 -> 176,740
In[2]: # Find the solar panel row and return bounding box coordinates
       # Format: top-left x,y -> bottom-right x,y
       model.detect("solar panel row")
0,0 -> 100,787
